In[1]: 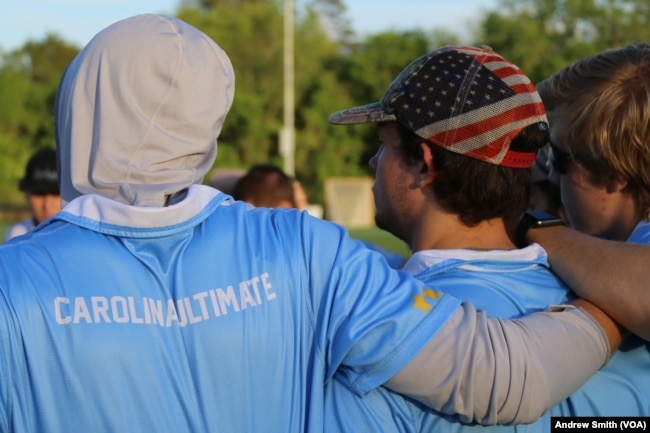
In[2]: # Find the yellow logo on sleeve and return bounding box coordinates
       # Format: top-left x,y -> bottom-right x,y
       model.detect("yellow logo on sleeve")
412,288 -> 442,314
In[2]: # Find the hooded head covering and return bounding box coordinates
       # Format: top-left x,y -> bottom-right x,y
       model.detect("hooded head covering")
54,14 -> 235,207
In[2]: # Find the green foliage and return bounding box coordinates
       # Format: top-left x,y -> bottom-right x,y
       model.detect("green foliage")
177,0 -> 369,203
476,0 -> 650,84
1,0 -> 649,211
179,2 -> 286,169
0,35 -> 79,205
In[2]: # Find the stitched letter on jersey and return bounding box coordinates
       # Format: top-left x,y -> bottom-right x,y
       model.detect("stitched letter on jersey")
53,272 -> 277,326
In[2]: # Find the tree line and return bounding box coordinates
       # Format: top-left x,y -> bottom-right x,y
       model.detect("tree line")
0,0 -> 648,207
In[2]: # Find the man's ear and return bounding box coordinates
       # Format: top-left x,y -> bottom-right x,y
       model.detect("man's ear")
276,200 -> 294,209
419,142 -> 435,186
606,176 -> 628,194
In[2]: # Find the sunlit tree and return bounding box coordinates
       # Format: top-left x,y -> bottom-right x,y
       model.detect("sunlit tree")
0,35 -> 78,204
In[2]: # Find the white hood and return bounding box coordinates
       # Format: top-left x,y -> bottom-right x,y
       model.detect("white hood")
54,14 -> 235,207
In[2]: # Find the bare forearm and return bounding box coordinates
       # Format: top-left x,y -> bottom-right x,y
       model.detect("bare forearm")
529,226 -> 650,340
569,298 -> 624,350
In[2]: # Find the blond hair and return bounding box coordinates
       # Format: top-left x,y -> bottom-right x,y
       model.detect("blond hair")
537,42 -> 650,216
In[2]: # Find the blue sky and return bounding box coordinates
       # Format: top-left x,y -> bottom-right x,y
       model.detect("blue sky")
1,0 -> 497,52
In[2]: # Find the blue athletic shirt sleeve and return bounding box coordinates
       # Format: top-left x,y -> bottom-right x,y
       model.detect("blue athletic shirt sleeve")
296,214 -> 461,395
0,290 -> 12,432
0,283 -> 31,432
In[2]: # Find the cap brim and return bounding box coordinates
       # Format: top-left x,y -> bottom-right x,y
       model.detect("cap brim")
328,102 -> 397,125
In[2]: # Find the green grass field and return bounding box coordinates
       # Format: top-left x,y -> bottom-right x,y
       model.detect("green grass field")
348,227 -> 410,256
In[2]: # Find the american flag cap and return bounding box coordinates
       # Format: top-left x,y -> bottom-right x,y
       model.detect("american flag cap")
329,45 -> 549,168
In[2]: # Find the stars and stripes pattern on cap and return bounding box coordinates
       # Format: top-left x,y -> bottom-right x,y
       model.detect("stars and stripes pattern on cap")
329,45 -> 549,168
385,46 -> 548,168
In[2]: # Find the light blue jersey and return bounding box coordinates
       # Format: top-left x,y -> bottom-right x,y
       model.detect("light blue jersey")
326,244 -> 650,432
0,186 -> 460,432
551,221 -> 650,417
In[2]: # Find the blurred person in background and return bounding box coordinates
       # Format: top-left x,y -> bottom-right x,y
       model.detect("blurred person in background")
4,148 -> 61,242
207,168 -> 246,196
292,178 -> 309,210
232,163 -> 324,217
233,163 -> 296,208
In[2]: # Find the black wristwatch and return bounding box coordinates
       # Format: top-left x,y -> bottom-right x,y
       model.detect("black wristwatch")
515,210 -> 564,248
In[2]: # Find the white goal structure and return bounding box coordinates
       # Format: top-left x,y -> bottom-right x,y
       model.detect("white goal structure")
324,177 -> 375,228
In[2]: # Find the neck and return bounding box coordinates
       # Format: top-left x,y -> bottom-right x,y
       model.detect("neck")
410,212 -> 515,253
599,197 -> 645,241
